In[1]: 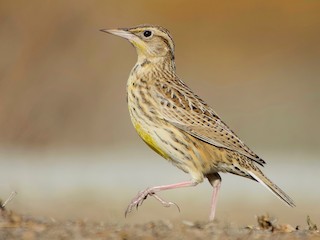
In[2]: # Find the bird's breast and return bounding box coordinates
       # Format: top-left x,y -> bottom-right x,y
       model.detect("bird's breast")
127,74 -> 168,157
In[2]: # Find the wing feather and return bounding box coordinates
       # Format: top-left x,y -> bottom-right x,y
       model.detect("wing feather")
153,77 -> 266,166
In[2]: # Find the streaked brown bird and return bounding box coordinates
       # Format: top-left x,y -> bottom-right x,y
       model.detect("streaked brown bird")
101,25 -> 295,220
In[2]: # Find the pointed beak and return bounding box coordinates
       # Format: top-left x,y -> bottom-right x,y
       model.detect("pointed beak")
100,28 -> 134,40
100,27 -> 147,54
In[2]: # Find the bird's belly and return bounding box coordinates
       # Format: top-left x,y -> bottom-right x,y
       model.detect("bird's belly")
133,122 -> 170,160
127,94 -> 220,182
132,117 -> 217,182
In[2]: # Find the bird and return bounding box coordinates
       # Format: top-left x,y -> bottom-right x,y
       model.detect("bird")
100,25 -> 295,221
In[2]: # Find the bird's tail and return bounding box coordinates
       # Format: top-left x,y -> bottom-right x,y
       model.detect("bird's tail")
248,170 -> 295,207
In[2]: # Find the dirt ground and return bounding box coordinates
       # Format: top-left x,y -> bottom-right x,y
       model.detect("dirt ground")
1,207 -> 319,240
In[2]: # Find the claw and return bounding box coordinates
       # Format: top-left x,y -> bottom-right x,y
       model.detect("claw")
124,181 -> 197,217
125,188 -> 153,217
124,187 -> 180,217
152,194 -> 180,212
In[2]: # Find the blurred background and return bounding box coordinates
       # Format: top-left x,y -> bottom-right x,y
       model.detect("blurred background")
0,0 -> 319,226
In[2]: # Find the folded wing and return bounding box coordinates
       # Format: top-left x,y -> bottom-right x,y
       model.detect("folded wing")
153,77 -> 266,166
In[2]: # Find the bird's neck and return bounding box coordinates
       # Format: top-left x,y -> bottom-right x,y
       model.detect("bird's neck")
136,55 -> 176,72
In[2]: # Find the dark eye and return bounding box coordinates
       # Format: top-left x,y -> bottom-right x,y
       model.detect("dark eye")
143,30 -> 152,38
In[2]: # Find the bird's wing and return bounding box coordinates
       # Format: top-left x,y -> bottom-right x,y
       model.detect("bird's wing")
153,78 -> 265,166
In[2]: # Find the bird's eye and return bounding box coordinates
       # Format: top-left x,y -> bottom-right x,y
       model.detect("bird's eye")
143,30 -> 152,38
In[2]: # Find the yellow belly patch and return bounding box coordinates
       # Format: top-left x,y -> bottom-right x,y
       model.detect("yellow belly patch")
134,123 -> 169,159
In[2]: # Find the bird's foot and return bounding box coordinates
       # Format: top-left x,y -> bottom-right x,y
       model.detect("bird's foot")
125,188 -> 180,217
152,194 -> 180,212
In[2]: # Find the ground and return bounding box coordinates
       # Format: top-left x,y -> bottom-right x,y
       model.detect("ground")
0,207 -> 319,240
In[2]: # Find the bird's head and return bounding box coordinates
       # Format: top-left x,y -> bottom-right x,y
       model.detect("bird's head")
101,25 -> 175,61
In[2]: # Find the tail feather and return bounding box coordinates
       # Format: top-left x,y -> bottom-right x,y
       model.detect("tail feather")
248,170 -> 295,207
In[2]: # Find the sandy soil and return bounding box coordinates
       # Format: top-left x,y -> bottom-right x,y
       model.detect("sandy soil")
1,207 -> 319,240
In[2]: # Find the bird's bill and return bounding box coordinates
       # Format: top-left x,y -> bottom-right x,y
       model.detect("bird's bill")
100,28 -> 134,40
101,28 -> 148,54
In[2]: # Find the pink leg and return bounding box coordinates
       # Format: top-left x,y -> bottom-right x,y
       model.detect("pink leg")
125,180 -> 197,217
207,173 -> 221,221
